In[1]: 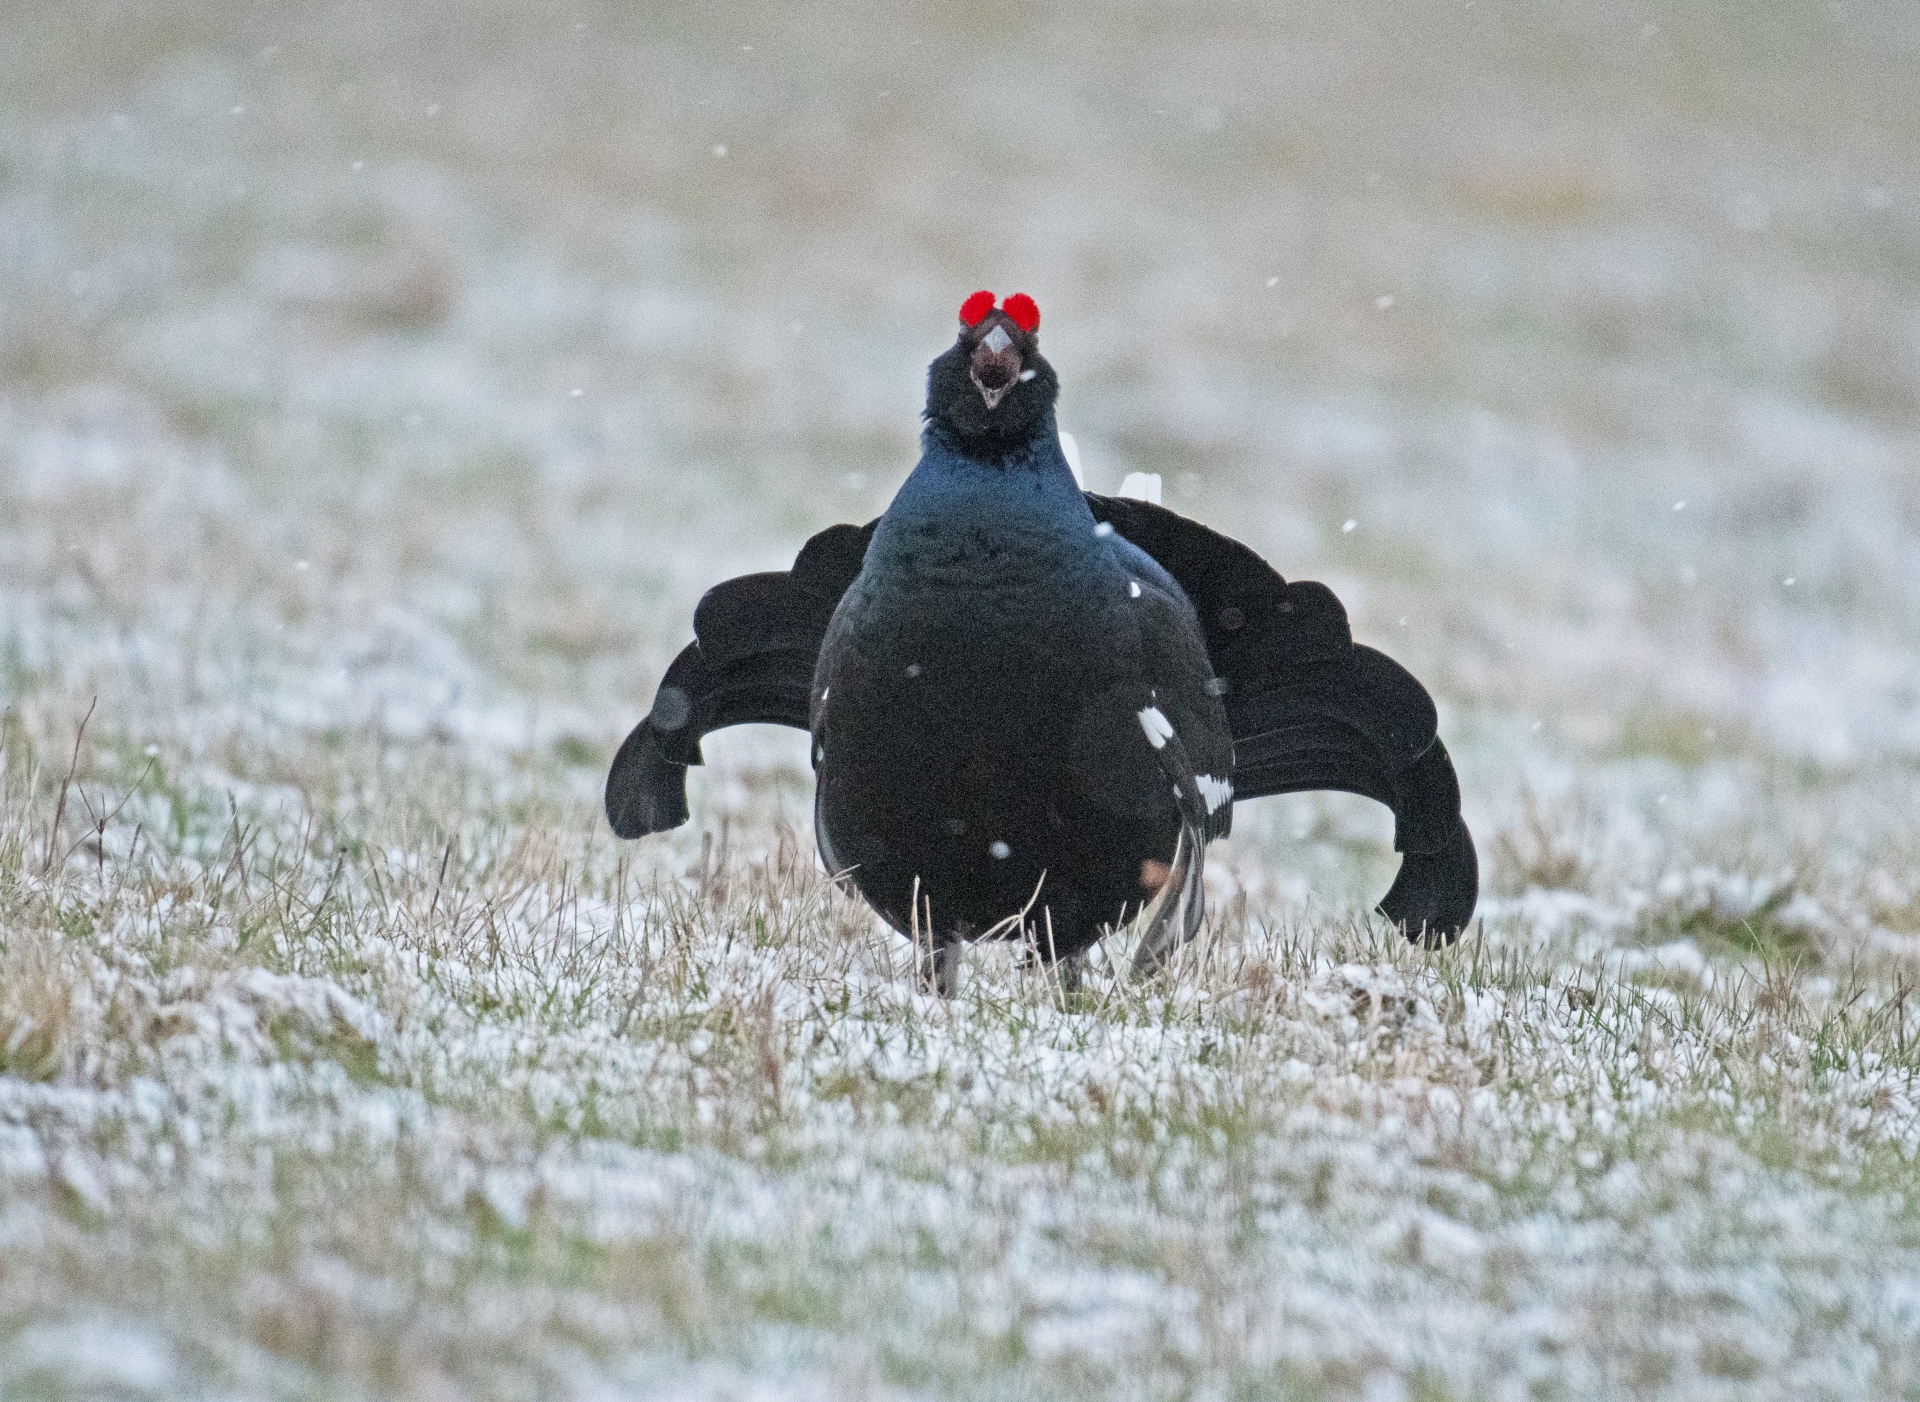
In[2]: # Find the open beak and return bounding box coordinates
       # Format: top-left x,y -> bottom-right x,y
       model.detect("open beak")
969,323 -> 1023,410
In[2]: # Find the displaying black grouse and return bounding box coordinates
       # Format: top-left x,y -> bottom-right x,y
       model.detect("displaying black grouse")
607,291 -> 1477,993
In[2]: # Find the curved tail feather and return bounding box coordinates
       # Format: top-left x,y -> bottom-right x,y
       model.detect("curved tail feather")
604,524 -> 877,840
1378,813 -> 1479,946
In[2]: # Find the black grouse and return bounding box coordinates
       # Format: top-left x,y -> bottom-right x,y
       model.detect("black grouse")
607,291 -> 1477,993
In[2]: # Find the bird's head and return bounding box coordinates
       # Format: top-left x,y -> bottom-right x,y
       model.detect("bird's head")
924,290 -> 1058,450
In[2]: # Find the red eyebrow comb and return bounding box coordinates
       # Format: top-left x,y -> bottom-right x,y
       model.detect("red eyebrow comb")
958,290 -> 996,327
1002,293 -> 1039,333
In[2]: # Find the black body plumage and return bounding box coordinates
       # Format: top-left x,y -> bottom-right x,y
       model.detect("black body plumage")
607,303 -> 1478,987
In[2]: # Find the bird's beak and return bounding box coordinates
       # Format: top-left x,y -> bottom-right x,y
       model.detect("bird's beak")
969,323 -> 1023,410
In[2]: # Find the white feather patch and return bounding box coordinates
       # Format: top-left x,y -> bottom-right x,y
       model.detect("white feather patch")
1137,707 -> 1175,749
1197,775 -> 1234,813
1058,430 -> 1085,487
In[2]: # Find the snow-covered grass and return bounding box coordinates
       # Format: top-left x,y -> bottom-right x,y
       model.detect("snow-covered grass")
5,0 -> 1920,1396
5,720 -> 1920,1399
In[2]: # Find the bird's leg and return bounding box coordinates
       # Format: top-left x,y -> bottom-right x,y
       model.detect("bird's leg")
1020,913 -> 1084,997
1131,717 -> 1212,979
1042,908 -> 1082,998
1130,820 -> 1204,978
916,939 -> 961,998
908,880 -> 961,997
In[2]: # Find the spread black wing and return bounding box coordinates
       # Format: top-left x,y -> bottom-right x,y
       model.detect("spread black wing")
603,522 -> 874,839
607,496 -> 1476,943
1082,493 -> 1476,944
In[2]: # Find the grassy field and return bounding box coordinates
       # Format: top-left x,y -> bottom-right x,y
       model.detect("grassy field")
5,1 -> 1920,1396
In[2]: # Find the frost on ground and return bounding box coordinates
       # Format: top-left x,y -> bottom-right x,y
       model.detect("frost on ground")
5,1 -> 1920,1398
4,746 -> 1920,1401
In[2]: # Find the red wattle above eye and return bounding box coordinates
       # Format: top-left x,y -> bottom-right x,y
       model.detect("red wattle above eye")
1002,293 -> 1039,333
958,290 -> 996,327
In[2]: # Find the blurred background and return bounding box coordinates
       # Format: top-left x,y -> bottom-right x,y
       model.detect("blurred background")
4,0 -> 1919,929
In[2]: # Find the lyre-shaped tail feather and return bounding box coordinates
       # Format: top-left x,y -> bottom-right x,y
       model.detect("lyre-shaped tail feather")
605,522 -> 878,839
